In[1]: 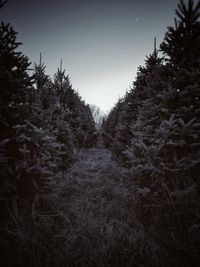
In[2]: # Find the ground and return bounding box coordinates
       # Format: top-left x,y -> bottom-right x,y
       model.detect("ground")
60,148 -> 145,266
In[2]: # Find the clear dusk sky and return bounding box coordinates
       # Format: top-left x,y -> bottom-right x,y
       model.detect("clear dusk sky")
1,0 -> 180,112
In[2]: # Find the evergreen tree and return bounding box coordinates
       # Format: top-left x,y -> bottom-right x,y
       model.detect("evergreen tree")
52,63 -> 96,148
0,14 -> 32,200
161,0 -> 200,68
32,53 -> 53,111
118,2 -> 200,263
0,22 -> 32,135
104,42 -> 163,162
33,53 -> 50,90
0,0 -> 7,9
102,98 -> 125,150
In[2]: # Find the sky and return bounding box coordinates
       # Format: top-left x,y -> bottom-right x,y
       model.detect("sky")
1,0 -> 180,112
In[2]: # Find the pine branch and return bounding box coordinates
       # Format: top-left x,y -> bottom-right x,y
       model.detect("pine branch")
0,0 -> 8,9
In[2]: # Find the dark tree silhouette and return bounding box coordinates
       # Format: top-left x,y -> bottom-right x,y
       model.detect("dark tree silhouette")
161,0 -> 200,68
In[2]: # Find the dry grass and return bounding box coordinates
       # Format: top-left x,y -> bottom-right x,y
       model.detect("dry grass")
1,148 -> 199,266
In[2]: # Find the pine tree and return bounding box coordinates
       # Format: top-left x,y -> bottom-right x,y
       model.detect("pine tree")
102,98 -> 125,150
0,22 -> 32,137
161,0 -> 200,69
33,53 -> 50,90
32,53 -> 53,111
122,1 -> 200,192
125,63 -> 173,184
0,14 -> 32,200
103,1 -> 200,264
0,0 -> 7,9
105,41 -> 163,162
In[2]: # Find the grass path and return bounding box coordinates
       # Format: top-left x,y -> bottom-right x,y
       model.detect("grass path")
60,148 -> 147,266
63,148 -> 136,223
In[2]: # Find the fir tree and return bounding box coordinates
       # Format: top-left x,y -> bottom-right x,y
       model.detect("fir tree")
33,53 -> 50,90
0,13 -> 32,200
161,0 -> 200,68
105,40 -> 163,162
